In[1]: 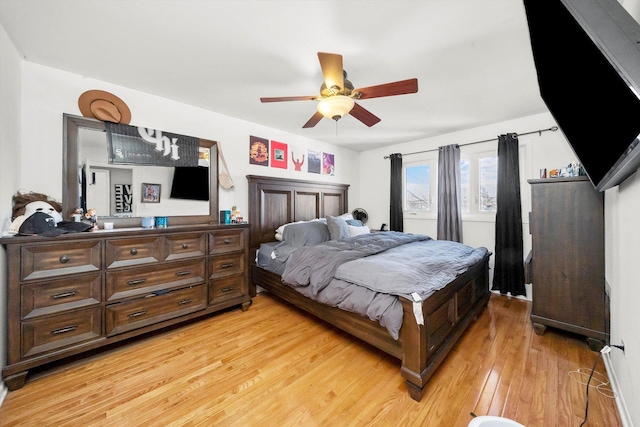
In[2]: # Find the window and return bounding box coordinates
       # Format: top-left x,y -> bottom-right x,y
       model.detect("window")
460,152 -> 498,216
479,156 -> 498,212
404,163 -> 433,212
460,159 -> 470,212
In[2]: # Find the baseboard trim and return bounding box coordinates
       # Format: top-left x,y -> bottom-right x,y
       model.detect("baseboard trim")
0,381 -> 7,408
602,351 -> 633,426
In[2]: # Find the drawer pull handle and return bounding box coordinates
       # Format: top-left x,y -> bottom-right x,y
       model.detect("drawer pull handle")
221,263 -> 234,269
178,299 -> 192,305
224,238 -> 231,244
128,310 -> 147,318
127,278 -> 147,286
175,270 -> 191,277
182,243 -> 189,249
221,287 -> 234,292
51,325 -> 77,335
59,255 -> 70,264
130,248 -> 138,255
52,290 -> 78,299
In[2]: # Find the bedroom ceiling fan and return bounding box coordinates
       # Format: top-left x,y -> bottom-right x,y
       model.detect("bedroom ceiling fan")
260,52 -> 419,128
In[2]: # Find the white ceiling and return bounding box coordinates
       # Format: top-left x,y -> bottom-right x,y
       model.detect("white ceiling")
0,0 -> 548,151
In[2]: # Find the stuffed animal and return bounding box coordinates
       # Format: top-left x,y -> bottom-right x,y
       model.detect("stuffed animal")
8,192 -> 64,235
11,191 -> 62,218
8,200 -> 64,235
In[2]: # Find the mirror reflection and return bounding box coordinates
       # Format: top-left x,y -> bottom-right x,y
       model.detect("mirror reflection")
63,114 -> 219,228
77,127 -> 210,219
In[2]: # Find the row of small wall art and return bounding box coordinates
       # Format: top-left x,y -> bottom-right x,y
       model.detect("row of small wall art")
249,135 -> 335,176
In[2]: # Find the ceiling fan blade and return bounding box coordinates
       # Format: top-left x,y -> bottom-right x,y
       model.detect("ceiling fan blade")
349,102 -> 381,127
260,95 -> 317,103
355,78 -> 418,99
303,111 -> 324,128
318,52 -> 344,91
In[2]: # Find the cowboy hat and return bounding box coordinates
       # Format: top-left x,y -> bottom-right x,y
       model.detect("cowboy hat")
78,90 -> 131,124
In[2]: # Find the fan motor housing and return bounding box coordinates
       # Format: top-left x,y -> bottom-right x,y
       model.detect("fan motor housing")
320,70 -> 354,98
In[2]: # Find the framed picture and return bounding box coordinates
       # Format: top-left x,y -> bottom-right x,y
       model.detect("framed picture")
141,183 -> 161,203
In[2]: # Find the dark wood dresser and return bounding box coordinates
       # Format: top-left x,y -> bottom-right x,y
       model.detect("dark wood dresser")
1,223 -> 251,390
528,177 -> 607,349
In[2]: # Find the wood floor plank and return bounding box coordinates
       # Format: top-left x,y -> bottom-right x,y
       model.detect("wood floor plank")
0,293 -> 622,426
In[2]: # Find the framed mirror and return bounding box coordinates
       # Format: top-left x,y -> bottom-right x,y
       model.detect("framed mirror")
63,113 -> 219,228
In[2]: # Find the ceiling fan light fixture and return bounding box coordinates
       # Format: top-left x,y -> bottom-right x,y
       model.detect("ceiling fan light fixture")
317,95 -> 355,121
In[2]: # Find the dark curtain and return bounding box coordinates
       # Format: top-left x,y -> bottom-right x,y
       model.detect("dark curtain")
437,144 -> 462,242
492,133 -> 526,296
389,153 -> 404,232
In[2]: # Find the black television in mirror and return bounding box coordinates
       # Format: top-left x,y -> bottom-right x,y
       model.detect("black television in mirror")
170,166 -> 210,201
523,0 -> 640,191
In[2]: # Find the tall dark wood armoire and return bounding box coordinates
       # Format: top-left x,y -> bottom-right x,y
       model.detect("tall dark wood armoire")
528,176 -> 608,350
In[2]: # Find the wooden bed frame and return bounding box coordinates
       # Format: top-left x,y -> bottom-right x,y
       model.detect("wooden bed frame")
247,175 -> 490,401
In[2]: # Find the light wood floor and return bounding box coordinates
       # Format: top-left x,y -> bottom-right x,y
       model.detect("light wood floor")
0,293 -> 622,426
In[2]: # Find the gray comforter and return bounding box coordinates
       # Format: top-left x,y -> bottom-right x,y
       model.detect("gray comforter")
281,231 -> 430,294
278,232 -> 489,340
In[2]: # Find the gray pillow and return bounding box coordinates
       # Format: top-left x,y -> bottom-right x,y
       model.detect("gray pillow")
282,221 -> 330,246
272,222 -> 331,262
326,215 -> 350,240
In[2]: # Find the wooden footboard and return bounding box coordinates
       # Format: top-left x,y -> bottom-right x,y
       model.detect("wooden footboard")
250,254 -> 490,401
399,254 -> 490,401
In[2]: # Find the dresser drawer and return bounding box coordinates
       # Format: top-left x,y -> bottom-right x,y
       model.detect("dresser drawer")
21,241 -> 101,281
209,229 -> 245,255
21,273 -> 101,319
105,258 -> 206,301
105,285 -> 207,336
165,233 -> 206,261
21,306 -> 102,358
106,236 -> 163,268
209,252 -> 245,279
209,274 -> 246,304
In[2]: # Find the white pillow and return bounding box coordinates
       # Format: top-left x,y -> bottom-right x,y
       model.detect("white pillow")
348,225 -> 370,237
338,212 -> 354,221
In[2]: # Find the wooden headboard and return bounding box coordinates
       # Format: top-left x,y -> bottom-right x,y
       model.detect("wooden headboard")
247,175 -> 350,253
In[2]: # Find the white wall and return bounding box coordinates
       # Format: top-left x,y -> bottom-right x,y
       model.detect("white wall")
605,174 -> 640,426
18,62 -> 360,220
0,21 -> 22,401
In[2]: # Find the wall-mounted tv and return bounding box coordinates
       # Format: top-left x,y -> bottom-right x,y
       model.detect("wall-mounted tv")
523,0 -> 640,191
169,166 -> 210,201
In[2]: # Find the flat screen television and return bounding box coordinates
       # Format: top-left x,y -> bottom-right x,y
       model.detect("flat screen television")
523,0 -> 640,191
169,166 -> 210,201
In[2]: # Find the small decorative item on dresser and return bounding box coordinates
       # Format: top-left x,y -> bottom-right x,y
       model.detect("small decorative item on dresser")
156,216 -> 168,228
219,210 -> 231,224
141,216 -> 155,228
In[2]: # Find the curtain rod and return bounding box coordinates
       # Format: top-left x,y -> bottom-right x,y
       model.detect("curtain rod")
383,126 -> 558,159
